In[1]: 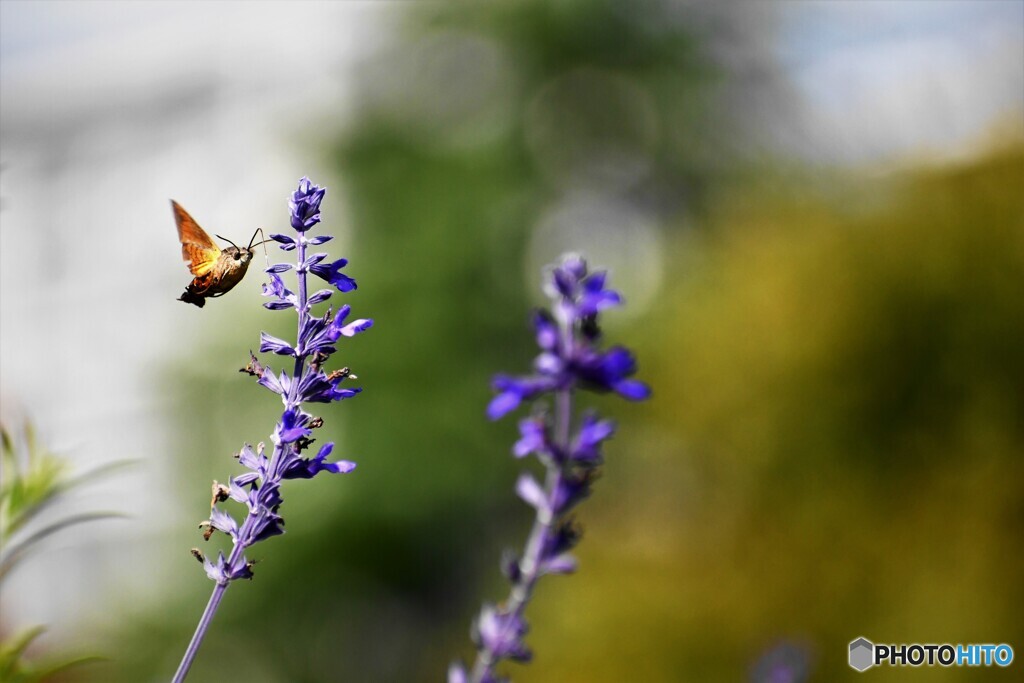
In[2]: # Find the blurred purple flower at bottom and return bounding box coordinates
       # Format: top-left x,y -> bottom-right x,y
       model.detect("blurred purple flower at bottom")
750,641 -> 812,683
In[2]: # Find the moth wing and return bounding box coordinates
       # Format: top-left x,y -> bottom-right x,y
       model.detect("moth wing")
182,243 -> 220,277
172,200 -> 221,276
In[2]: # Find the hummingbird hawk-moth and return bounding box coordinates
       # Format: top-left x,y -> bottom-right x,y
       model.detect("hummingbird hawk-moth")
172,200 -> 263,308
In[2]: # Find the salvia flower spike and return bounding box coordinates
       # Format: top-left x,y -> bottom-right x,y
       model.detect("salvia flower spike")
172,177 -> 372,682
449,254 -> 650,683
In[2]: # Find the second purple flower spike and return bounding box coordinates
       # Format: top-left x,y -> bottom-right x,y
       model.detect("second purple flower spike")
450,254 -> 650,683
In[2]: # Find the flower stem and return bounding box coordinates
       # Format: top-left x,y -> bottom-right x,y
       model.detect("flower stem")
171,580 -> 228,683
174,451 -> 274,683
470,386 -> 573,682
293,235 -> 309,381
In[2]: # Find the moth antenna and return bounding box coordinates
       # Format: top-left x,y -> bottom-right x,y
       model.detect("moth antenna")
215,234 -> 240,250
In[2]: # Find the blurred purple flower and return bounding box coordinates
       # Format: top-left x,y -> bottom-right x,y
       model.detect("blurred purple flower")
750,641 -> 812,683
485,262 -> 649,421
570,412 -> 615,464
453,254 -> 649,682
473,605 -> 531,662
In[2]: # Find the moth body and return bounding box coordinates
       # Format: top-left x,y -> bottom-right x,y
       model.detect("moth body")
171,200 -> 258,308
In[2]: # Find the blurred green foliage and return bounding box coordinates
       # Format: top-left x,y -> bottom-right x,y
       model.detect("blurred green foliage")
0,426 -> 128,582
1,423 -> 122,681
523,146 -> 1024,683
90,1 -> 1022,682
0,625 -> 102,683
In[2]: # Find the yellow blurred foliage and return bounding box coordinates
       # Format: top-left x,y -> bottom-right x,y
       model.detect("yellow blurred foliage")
516,146 -> 1024,682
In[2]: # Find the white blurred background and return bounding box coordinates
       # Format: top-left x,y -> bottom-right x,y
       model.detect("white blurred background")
1,0 -> 390,639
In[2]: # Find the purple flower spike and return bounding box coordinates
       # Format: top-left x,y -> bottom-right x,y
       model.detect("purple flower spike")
458,253 -> 649,683
487,390 -> 522,422
340,317 -> 373,337
514,473 -> 549,515
237,444 -> 267,478
283,442 -> 357,479
275,408 -> 311,444
448,662 -> 469,683
226,555 -> 254,581
311,257 -> 358,293
259,332 -> 296,357
289,176 -> 326,231
203,552 -> 228,585
209,508 -> 238,540
173,177 -> 372,683
532,310 -> 559,351
512,417 -> 554,459
269,233 -> 296,250
578,271 -> 622,315
570,412 -> 615,463
474,605 -> 531,662
262,272 -> 296,310
487,376 -> 557,421
539,552 -> 577,576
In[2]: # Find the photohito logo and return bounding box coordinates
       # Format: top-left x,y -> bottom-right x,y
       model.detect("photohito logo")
848,637 -> 1014,671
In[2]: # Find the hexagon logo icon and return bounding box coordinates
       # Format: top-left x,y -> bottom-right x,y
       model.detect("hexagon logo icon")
849,637 -> 875,672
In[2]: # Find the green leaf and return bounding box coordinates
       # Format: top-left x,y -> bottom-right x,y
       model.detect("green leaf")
0,511 -> 127,583
0,625 -> 103,683
0,626 -> 46,679
6,459 -> 136,542
29,654 -> 106,681
0,425 -> 67,545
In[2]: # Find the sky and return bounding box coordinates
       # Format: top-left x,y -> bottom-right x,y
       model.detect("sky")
779,0 -> 1023,163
